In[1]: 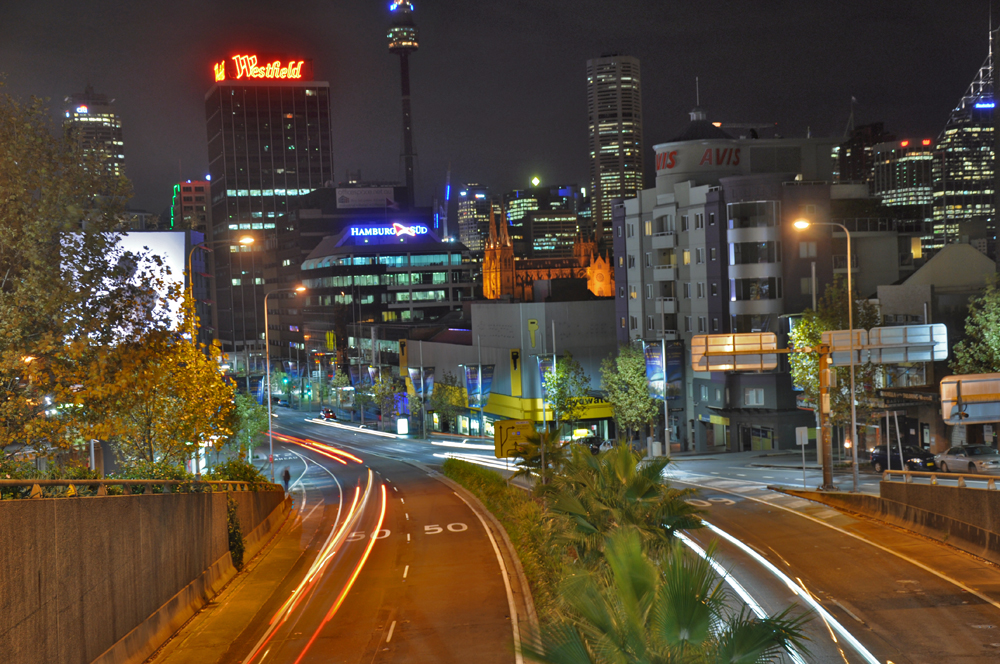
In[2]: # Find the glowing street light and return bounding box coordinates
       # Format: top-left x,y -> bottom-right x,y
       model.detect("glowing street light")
794,218 -> 860,492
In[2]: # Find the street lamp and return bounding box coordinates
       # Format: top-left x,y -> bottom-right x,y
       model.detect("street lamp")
187,235 -> 254,339
265,285 -> 306,482
794,218 -> 860,492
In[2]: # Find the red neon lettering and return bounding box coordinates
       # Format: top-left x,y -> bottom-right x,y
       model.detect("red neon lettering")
225,55 -> 305,81
699,149 -> 713,166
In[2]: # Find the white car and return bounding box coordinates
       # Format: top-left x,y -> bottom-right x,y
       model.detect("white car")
935,445 -> 1000,474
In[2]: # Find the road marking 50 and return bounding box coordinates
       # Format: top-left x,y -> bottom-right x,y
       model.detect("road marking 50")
685,497 -> 736,507
424,523 -> 468,534
347,529 -> 391,541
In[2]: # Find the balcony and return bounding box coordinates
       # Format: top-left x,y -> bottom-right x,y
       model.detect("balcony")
651,232 -> 676,249
655,297 -> 676,315
832,254 -> 858,271
653,265 -> 676,282
656,329 -> 679,341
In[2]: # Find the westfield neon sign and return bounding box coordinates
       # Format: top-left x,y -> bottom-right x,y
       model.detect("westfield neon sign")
350,223 -> 429,237
213,55 -> 305,82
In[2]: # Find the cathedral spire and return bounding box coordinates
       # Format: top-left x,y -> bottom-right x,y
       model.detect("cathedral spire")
497,206 -> 511,246
488,207 -> 498,248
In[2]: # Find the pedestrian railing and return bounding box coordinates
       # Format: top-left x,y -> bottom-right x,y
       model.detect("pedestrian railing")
0,478 -> 283,500
881,469 -> 999,490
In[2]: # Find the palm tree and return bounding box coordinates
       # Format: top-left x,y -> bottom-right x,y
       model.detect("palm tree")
512,426 -> 572,488
523,528 -> 810,664
544,445 -> 703,565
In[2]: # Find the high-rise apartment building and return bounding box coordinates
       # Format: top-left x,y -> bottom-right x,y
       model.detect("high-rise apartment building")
587,54 -> 643,244
204,53 -> 334,357
170,179 -> 212,233
456,184 -> 497,252
933,37 -> 995,250
63,85 -> 124,178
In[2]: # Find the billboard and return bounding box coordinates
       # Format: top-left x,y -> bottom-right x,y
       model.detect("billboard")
336,187 -> 396,209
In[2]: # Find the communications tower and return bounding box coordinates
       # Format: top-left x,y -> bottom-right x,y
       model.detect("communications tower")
388,0 -> 419,208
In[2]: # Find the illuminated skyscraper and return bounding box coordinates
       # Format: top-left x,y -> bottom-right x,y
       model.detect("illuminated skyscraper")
587,54 -> 644,244
63,85 -> 124,178
204,53 -> 334,357
388,0 -> 419,208
456,184 -> 497,252
933,35 -> 994,249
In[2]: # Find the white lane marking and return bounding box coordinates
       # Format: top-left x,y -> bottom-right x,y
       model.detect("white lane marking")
833,599 -> 865,624
407,533 -> 410,542
672,472 -> 1000,613
393,486 -> 398,492
736,473 -> 747,477
400,498 -> 405,504
302,501 -> 324,523
816,509 -> 842,519
452,491 -> 523,664
676,532 -> 808,664
403,565 -> 409,579
385,620 -> 396,643
763,476 -> 774,479
405,513 -> 410,520
700,521 -> 880,664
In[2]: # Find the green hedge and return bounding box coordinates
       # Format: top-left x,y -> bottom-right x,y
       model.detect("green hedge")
442,459 -> 566,622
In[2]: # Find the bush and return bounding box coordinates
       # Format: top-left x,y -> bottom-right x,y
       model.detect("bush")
226,495 -> 245,569
112,459 -> 192,481
209,457 -> 268,488
442,459 -> 566,621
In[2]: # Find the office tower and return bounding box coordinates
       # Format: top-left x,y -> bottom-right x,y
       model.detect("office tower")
872,139 -> 935,255
934,35 -> 995,250
63,85 -> 124,178
456,184 -> 497,252
204,53 -> 334,358
838,122 -> 895,189
503,183 -> 583,253
587,54 -> 644,244
170,179 -> 212,233
388,0 -> 419,208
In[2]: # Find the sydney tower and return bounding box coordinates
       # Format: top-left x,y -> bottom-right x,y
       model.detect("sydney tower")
387,1 -> 419,208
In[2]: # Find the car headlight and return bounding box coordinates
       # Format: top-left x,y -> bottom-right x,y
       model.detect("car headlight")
908,457 -> 923,464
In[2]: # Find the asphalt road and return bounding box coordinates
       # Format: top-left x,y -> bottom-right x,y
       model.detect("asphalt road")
157,412 -> 521,664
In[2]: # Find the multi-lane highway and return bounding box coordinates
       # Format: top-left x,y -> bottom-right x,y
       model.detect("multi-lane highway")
153,412 -> 527,664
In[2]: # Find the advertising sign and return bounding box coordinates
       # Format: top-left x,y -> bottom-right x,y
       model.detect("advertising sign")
213,55 -> 313,82
408,367 -> 435,397
348,365 -> 361,387
336,187 -> 396,209
644,343 -> 664,399
664,341 -> 684,400
538,356 -> 555,395
479,365 -> 495,408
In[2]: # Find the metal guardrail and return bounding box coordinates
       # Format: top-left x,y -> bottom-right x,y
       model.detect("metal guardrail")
0,478 -> 283,499
881,469 -> 999,490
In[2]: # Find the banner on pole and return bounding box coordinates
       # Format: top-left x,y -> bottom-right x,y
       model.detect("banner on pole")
644,343 -> 665,399
479,365 -> 495,407
664,341 -> 683,400
465,365 -> 480,408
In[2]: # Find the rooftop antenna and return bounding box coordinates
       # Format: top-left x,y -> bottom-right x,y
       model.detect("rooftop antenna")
695,76 -> 700,106
843,96 -> 857,137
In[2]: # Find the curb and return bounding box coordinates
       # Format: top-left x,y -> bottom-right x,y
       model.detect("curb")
430,472 -> 540,635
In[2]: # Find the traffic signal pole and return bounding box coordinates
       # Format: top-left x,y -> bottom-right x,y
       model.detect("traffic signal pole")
817,345 -> 836,490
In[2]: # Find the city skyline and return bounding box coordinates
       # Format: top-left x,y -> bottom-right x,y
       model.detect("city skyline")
0,0 -> 993,214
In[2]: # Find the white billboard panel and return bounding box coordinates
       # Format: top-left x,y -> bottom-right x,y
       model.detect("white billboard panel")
691,333 -> 778,372
868,324 -> 948,364
941,373 -> 1000,424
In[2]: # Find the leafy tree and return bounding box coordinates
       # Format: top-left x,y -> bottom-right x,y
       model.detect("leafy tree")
429,370 -> 463,433
544,445 -> 702,566
788,275 -> 880,428
0,84 -> 167,454
600,345 -> 658,444
951,274 -> 1000,374
331,370 -> 351,410
545,351 -> 591,431
372,373 -> 401,431
523,529 -> 810,664
229,392 -> 268,459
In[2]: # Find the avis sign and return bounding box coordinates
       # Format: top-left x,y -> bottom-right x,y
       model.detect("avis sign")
655,146 -> 742,171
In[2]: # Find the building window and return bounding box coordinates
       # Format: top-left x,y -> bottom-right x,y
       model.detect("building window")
803,204 -> 816,215
644,220 -> 652,236
727,201 -> 780,229
709,212 -> 716,226
710,247 -> 717,261
710,282 -> 718,297
744,387 -> 765,406
683,282 -> 691,298
629,286 -> 637,299
730,277 -> 783,301
800,278 -> 813,295
647,315 -> 655,330
630,315 -> 638,330
695,213 -> 704,229
618,256 -> 624,267
617,225 -> 623,237
628,255 -> 636,268
698,316 -> 707,332
697,282 -> 705,298
730,241 -> 781,265
619,286 -> 625,298
696,247 -> 705,264
646,284 -> 654,299
681,215 -> 689,231
715,387 -> 722,401
645,252 -> 652,267
685,316 -> 693,332
683,250 -> 691,265
700,385 -> 709,401
712,317 -> 719,332
627,224 -> 635,238
620,316 -> 626,328
799,241 -> 817,258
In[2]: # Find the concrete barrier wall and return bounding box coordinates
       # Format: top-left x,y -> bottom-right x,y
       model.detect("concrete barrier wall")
778,483 -> 1000,567
0,489 -> 285,664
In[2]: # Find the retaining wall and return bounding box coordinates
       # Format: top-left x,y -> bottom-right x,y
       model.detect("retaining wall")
777,483 -> 1000,567
0,489 -> 286,664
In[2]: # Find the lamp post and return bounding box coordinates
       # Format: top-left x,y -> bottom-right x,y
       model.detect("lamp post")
794,219 -> 859,492
265,285 -> 306,482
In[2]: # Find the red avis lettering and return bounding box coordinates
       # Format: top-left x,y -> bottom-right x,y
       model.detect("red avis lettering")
698,147 -> 740,166
656,150 -> 678,170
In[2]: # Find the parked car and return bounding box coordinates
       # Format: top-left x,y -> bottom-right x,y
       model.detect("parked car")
935,445 -> 1000,474
870,445 -> 936,473
320,407 -> 337,421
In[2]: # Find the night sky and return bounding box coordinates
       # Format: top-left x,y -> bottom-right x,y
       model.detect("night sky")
0,1 -> 993,215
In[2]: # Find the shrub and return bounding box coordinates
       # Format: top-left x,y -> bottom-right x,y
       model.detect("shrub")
209,457 -> 268,488
226,494 -> 245,569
